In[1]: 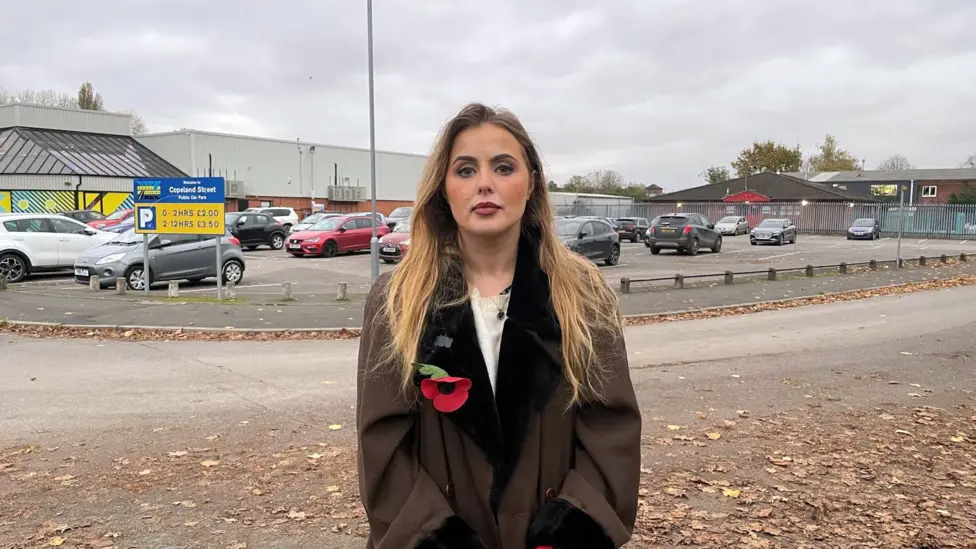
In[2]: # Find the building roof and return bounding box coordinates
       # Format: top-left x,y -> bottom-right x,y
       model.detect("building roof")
785,168 -> 976,183
647,172 -> 879,202
0,127 -> 185,178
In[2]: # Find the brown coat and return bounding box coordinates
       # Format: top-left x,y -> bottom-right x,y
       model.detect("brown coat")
357,236 -> 642,549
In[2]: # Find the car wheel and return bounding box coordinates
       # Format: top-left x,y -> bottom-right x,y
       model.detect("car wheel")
0,252 -> 28,283
750,240 -> 757,246
688,238 -> 699,256
124,265 -> 149,291
222,259 -> 244,284
322,240 -> 339,258
790,233 -> 796,244
269,233 -> 285,250
776,235 -> 784,246
847,235 -> 852,240
604,244 -> 620,266
711,236 -> 723,253
650,246 -> 661,255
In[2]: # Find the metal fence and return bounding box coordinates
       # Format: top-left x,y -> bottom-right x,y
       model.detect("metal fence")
554,201 -> 976,240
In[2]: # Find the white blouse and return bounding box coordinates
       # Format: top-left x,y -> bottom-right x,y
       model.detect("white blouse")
469,287 -> 510,396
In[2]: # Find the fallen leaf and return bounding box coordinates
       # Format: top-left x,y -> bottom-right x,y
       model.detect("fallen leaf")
328,424 -> 343,431
53,474 -> 75,482
326,485 -> 341,493
200,459 -> 220,468
167,450 -> 188,457
666,425 -> 682,431
307,453 -> 323,460
722,488 -> 741,498
48,537 -> 65,546
705,432 -> 722,440
138,469 -> 151,476
950,434 -> 966,443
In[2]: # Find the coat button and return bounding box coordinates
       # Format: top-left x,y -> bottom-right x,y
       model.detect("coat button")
444,483 -> 454,500
544,488 -> 556,501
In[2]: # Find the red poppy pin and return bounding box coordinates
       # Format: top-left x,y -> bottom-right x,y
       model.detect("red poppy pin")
414,363 -> 471,413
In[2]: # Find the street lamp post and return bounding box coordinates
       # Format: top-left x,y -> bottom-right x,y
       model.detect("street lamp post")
366,0 -> 379,282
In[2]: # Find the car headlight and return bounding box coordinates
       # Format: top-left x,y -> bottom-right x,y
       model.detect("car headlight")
402,238 -> 411,246
95,253 -> 126,265
306,237 -> 321,243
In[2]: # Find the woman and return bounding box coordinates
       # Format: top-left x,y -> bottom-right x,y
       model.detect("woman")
357,103 -> 641,549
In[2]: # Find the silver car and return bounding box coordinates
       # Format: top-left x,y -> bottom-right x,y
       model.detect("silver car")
73,230 -> 246,290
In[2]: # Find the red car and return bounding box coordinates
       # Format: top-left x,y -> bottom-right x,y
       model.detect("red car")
88,209 -> 133,230
286,215 -> 390,257
378,221 -> 411,263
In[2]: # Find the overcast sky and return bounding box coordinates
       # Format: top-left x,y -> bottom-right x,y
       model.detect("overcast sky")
3,0 -> 975,190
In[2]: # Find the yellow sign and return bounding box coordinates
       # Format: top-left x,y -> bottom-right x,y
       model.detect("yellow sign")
134,203 -> 226,235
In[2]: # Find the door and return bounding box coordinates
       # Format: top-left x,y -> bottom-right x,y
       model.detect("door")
235,214 -> 262,245
333,219 -> 359,251
50,217 -> 101,266
353,218 -> 376,249
1,217 -> 60,267
153,235 -> 209,280
593,221 -> 614,258
578,222 -> 600,259
697,215 -> 719,247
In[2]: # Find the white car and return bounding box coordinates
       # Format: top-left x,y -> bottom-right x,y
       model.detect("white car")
714,216 -> 750,236
0,213 -> 116,283
246,207 -> 299,230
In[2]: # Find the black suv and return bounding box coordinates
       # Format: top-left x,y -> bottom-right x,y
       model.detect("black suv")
645,213 -> 722,255
226,212 -> 287,250
614,217 -> 650,242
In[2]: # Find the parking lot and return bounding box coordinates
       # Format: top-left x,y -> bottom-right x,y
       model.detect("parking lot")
10,234 -> 973,299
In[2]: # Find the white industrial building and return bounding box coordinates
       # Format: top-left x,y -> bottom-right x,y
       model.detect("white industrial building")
136,130 -> 427,213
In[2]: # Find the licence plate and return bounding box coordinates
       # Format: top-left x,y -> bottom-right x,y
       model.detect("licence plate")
289,243 -> 301,248
382,247 -> 396,254
660,227 -> 677,233
74,268 -> 88,276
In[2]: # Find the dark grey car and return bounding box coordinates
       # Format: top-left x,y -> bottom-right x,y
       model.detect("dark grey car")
750,218 -> 797,246
645,213 -> 722,255
557,218 -> 620,266
847,217 -> 880,240
73,230 -> 246,290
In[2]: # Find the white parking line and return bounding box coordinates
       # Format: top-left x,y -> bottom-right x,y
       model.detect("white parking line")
757,251 -> 799,261
918,239 -> 928,244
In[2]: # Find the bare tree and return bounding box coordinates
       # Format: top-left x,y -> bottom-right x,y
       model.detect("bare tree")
129,109 -> 148,135
961,153 -> 976,169
877,154 -> 915,171
0,87 -> 78,107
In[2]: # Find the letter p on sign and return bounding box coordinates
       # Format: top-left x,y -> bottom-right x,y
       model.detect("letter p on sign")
137,206 -> 156,231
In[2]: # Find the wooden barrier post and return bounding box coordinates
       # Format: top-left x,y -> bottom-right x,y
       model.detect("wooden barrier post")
619,278 -> 631,294
918,255 -> 927,267
839,262 -> 848,275
337,282 -> 348,300
767,268 -> 777,281
673,274 -> 684,289
724,271 -> 734,285
869,260 -> 878,271
805,265 -> 815,277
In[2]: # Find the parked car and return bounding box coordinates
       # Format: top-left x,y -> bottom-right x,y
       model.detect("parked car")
0,213 -> 116,283
556,217 -> 620,266
378,220 -> 411,263
750,218 -> 797,246
104,219 -> 135,233
245,207 -> 299,230
349,211 -> 387,228
74,229 -> 245,290
88,208 -> 133,230
714,215 -> 750,236
289,212 -> 341,233
61,210 -> 106,224
847,217 -> 881,240
614,217 -> 650,243
645,213 -> 722,255
225,212 -> 287,250
286,215 -> 391,257
385,206 -> 413,229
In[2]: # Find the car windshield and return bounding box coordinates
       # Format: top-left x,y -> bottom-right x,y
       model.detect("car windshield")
300,213 -> 326,224
394,221 -> 411,233
719,216 -> 739,223
617,218 -> 635,224
757,220 -> 783,228
106,209 -> 129,221
556,220 -> 582,237
225,213 -> 242,225
389,207 -> 412,218
310,218 -> 343,231
852,218 -> 875,227
657,216 -> 689,226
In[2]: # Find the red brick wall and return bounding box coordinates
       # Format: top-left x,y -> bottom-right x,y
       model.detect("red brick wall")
225,196 -> 414,218
915,180 -> 974,204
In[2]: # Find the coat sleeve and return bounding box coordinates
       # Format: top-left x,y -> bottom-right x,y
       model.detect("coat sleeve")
526,320 -> 642,549
357,273 -> 486,549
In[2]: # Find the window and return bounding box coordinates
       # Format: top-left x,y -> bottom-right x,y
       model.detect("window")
580,222 -> 596,237
871,184 -> 897,197
50,218 -> 87,234
354,218 -> 374,230
921,185 -> 937,197
256,214 -> 276,225
159,234 -> 200,246
3,218 -> 54,233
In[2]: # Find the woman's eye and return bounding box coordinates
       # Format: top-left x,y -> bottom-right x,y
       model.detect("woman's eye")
457,166 -> 475,177
496,164 -> 514,175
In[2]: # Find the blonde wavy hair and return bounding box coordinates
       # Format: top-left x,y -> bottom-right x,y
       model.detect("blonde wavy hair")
383,103 -> 622,405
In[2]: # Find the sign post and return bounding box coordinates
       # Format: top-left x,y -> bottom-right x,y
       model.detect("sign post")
133,177 -> 227,298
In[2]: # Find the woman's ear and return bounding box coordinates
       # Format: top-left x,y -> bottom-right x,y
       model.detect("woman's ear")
528,170 -> 538,199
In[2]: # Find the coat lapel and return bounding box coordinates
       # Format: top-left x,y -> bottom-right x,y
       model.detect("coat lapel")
415,231 -> 564,512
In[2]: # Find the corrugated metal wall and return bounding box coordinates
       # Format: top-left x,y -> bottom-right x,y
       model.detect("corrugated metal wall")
0,104 -> 132,136
137,131 -> 427,201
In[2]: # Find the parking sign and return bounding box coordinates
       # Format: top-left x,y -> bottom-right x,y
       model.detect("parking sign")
136,206 -> 157,231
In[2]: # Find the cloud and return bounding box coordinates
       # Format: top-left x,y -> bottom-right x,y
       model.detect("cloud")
1,0 -> 974,190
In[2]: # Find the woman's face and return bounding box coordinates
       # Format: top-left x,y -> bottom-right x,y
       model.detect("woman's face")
444,123 -> 533,239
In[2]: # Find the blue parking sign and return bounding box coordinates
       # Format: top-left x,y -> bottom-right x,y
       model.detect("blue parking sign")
136,205 -> 157,231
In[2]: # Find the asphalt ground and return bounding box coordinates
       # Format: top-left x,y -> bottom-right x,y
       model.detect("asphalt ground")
8,235 -> 973,301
